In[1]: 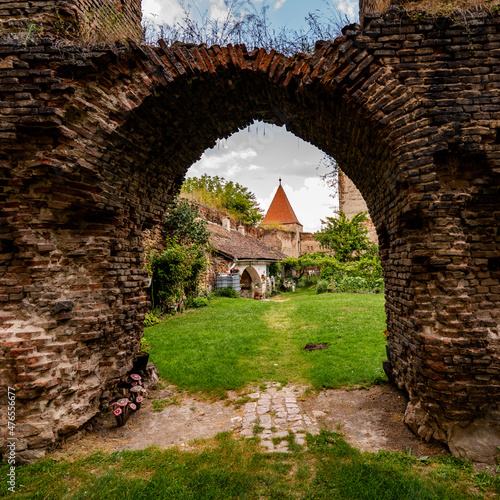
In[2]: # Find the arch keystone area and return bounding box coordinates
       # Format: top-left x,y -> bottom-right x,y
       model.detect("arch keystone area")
1,2 -> 500,463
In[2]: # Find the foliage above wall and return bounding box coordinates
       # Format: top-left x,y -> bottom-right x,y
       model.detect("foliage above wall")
142,0 -> 352,55
181,174 -> 264,226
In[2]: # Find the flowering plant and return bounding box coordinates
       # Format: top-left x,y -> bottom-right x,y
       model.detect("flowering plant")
110,374 -> 147,427
140,337 -> 152,354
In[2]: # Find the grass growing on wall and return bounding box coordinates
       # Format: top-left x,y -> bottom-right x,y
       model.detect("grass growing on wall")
400,0 -> 500,16
145,288 -> 387,395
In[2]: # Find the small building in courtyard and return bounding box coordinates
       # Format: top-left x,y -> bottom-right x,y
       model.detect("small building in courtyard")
207,217 -> 287,298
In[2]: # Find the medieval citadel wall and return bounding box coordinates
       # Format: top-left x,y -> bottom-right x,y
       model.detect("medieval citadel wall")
1,0 -> 500,464
338,170 -> 378,244
0,0 -> 142,42
197,204 -> 305,258
360,0 -> 500,24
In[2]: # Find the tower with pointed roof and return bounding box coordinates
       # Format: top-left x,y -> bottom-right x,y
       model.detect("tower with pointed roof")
260,179 -> 303,257
261,179 -> 303,232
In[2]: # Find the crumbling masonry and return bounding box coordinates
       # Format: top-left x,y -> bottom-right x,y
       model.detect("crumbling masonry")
1,1 -> 500,462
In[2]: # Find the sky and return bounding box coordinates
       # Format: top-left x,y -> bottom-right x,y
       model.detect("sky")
141,1 -> 359,232
142,0 -> 358,32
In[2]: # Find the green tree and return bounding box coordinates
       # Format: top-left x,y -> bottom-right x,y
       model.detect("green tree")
314,211 -> 375,262
150,198 -> 210,310
163,197 -> 210,247
181,174 -> 263,225
281,252 -> 336,279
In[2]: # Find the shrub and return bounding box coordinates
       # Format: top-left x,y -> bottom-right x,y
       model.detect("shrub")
185,296 -> 209,308
332,276 -> 384,293
144,312 -> 161,327
150,244 -> 207,309
321,254 -> 384,293
297,275 -> 318,288
316,280 -> 329,294
140,337 -> 152,353
213,287 -> 240,298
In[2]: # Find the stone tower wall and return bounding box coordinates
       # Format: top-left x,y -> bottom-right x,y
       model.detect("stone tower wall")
0,0 -> 142,42
338,170 -> 378,244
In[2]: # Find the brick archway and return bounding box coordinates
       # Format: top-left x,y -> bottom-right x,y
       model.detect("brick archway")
1,10 -> 500,462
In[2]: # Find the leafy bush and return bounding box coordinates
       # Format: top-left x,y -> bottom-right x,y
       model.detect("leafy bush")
140,337 -> 152,353
314,211 -> 376,262
149,198 -> 210,311
151,244 -> 207,308
185,296 -> 209,308
144,312 -> 161,327
316,280 -> 329,294
321,254 -> 383,293
213,287 -> 240,298
297,275 -> 318,288
332,276 -> 384,293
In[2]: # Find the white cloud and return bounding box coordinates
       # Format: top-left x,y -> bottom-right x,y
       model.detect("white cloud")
209,0 -> 230,20
226,165 -> 242,177
274,0 -> 287,10
142,0 -> 184,24
248,164 -> 264,171
337,0 -> 357,20
195,148 -> 258,171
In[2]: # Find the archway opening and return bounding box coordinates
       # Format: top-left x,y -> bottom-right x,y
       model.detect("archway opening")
7,27 -> 500,461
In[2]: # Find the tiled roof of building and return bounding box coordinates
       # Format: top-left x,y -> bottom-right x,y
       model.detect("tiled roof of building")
208,223 -> 287,261
261,181 -> 301,226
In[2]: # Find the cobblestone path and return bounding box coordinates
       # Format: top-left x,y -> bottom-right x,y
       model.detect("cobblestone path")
230,383 -> 324,452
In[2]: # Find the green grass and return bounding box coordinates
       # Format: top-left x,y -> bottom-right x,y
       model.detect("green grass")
2,431 -> 498,499
146,288 -> 387,394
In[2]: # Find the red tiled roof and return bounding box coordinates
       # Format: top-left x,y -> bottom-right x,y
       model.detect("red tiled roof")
261,184 -> 301,226
208,223 -> 287,261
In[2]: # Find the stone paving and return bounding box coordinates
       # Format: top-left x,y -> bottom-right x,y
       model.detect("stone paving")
230,383 -> 323,453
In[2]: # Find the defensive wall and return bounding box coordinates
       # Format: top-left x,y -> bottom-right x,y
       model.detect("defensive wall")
0,1 -> 500,462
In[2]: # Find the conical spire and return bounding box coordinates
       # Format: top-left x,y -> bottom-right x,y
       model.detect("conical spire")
261,180 -> 301,226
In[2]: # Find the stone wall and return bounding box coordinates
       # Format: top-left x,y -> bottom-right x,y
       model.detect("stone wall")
299,232 -> 323,255
338,170 -> 378,243
0,0 -> 142,42
360,0 -> 500,24
197,203 -> 303,258
1,7 -> 500,462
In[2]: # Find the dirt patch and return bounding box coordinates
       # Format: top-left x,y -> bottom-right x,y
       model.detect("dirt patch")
302,384 -> 445,457
50,383 -> 445,460
302,343 -> 329,351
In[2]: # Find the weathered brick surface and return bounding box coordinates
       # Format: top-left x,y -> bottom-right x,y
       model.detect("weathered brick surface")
338,169 -> 378,243
0,0 -> 142,42
1,8 -> 500,461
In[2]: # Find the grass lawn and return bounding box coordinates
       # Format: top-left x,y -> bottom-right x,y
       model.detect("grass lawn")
3,431 -> 499,499
5,290 -> 500,499
145,288 -> 387,396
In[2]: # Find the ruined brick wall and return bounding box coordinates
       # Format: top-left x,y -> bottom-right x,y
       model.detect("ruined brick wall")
359,0 -> 500,25
196,204 -> 263,239
338,170 -> 378,244
261,229 -> 300,258
1,9 -> 500,463
196,203 -> 302,258
299,232 -> 323,255
0,0 -> 142,42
